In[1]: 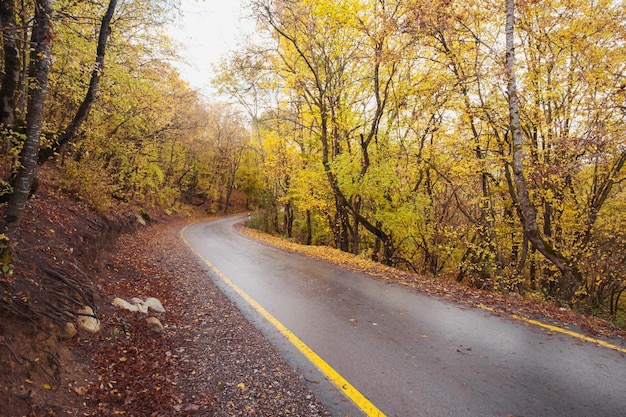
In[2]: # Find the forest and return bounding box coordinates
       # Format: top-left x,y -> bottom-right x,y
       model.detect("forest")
1,0 -> 625,328
215,0 -> 626,323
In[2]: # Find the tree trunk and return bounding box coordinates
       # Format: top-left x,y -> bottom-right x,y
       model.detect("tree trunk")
2,0 -> 53,238
0,0 -> 20,127
305,209 -> 312,245
331,196 -> 350,252
223,185 -> 234,213
39,0 -> 118,163
505,0 -> 580,302
284,201 -> 294,238
351,196 -> 361,255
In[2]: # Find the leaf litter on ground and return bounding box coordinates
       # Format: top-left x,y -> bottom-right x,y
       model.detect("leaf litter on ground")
78,220 -> 331,416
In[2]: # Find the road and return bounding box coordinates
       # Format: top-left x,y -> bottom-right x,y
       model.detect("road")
182,215 -> 626,417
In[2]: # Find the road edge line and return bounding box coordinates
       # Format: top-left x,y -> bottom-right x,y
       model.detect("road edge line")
179,225 -> 387,417
477,304 -> 626,354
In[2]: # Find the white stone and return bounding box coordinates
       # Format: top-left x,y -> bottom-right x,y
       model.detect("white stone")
135,214 -> 147,226
134,300 -> 149,314
144,297 -> 165,313
111,297 -> 139,312
61,322 -> 77,339
76,306 -> 101,333
146,317 -> 164,333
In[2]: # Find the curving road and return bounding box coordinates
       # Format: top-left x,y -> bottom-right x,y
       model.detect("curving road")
182,215 -> 626,417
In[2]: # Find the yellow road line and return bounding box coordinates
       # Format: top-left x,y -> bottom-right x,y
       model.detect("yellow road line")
477,304 -> 626,354
180,226 -> 386,417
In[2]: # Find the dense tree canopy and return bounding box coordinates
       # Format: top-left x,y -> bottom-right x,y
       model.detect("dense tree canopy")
0,0 -> 249,219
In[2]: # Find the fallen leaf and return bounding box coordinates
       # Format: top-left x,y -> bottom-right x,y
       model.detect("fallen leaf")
185,404 -> 200,412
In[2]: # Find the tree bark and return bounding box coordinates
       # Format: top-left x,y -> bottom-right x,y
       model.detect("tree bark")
2,0 -> 53,238
505,0 -> 580,302
39,0 -> 118,163
0,0 -> 20,127
305,209 -> 312,245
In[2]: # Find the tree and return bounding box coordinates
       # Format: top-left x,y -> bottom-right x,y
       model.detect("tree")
1,0 -> 53,238
505,0 -> 581,302
0,0 -> 20,127
39,0 -> 118,163
252,0 -> 416,262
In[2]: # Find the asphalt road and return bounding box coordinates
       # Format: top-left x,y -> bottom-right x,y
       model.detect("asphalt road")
182,215 -> 626,417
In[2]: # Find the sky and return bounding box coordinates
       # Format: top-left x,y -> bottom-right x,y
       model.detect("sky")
168,0 -> 254,95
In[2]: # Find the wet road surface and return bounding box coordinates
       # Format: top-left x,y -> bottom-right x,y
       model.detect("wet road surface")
182,216 -> 626,417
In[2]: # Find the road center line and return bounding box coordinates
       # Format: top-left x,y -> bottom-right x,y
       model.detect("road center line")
180,226 -> 387,417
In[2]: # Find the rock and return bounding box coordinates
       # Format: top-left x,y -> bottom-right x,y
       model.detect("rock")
144,297 -> 165,313
112,296 -> 164,314
129,297 -> 148,313
135,213 -> 147,226
112,297 -> 139,312
146,317 -> 164,333
76,306 -> 101,333
60,322 -> 77,339
136,301 -> 149,314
